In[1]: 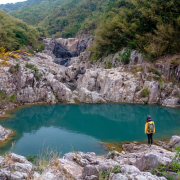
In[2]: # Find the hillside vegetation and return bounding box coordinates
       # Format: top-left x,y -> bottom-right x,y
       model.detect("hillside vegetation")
1,0 -> 180,60
40,0 -> 116,38
0,9 -> 42,51
7,0 -> 66,26
0,0 -> 116,38
90,0 -> 180,60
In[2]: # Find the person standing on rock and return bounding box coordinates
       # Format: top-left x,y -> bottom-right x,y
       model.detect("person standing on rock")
145,115 -> 155,147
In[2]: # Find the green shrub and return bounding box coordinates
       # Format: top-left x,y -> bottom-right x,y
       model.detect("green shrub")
99,165 -> 121,180
9,94 -> 16,102
148,68 -> 161,77
25,63 -> 36,70
151,146 -> 180,179
0,90 -> 7,100
142,87 -> 149,98
119,47 -> 131,64
105,61 -> 112,69
34,71 -> 42,81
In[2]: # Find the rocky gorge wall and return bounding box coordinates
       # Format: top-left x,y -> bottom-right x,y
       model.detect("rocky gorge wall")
0,47 -> 180,116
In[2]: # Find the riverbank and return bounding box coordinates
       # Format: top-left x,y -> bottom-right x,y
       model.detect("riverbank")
0,136 -> 180,180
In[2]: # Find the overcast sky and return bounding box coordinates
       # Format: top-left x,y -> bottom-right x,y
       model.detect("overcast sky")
0,0 -> 26,4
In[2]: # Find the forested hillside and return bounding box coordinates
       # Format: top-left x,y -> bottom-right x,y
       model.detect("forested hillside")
40,0 -> 116,38
0,0 -> 66,26
0,9 -> 42,51
1,0 -> 180,60
0,0 -> 43,12
90,0 -> 180,60
0,0 -> 116,38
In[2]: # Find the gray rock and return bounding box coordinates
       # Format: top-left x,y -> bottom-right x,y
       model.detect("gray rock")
84,175 -> 98,180
10,171 -> 28,180
77,87 -> 106,103
169,135 -> 180,148
0,156 -> 4,166
41,172 -> 57,180
10,153 -> 31,164
82,165 -> 99,179
0,169 -> 11,179
110,173 -> 128,180
10,162 -> 34,173
120,164 -> 140,174
0,125 -> 12,141
136,152 -> 172,171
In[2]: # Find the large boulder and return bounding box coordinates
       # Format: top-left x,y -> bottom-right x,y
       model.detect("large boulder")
136,152 -> 172,171
169,136 -> 180,148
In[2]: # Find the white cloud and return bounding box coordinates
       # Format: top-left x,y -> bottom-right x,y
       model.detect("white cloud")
0,0 -> 27,5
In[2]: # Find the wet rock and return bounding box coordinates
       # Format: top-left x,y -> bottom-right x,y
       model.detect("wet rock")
0,125 -> 12,141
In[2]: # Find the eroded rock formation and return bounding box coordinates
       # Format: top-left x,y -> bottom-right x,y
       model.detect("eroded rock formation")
0,49 -> 180,116
42,34 -> 93,66
0,144 -> 174,180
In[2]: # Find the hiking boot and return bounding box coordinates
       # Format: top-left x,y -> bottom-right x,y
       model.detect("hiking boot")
149,144 -> 151,148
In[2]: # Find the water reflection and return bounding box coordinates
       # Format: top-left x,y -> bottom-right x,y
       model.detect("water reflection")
0,104 -> 180,156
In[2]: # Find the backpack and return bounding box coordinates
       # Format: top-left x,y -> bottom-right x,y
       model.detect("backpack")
148,122 -> 154,133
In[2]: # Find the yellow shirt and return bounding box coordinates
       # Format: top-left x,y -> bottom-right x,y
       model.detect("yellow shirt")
145,121 -> 155,134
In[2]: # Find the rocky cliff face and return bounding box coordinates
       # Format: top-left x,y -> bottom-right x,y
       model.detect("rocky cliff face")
42,34 -> 93,66
0,48 -> 180,116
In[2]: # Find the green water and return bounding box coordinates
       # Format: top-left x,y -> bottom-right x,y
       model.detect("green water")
0,104 -> 180,157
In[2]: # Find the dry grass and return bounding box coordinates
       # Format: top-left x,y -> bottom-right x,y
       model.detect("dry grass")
101,142 -> 124,152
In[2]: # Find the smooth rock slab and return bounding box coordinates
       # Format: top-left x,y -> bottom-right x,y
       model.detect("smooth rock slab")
59,159 -> 83,180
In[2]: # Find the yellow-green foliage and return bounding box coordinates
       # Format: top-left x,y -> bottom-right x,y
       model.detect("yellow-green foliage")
90,0 -> 180,60
1,0 -> 116,38
0,9 -> 40,51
